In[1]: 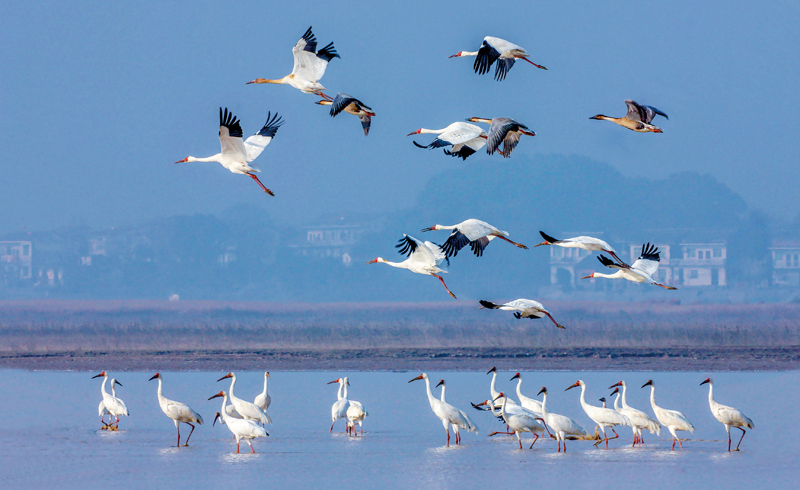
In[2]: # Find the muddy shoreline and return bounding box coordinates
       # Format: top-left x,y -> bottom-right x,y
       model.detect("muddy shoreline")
3,346 -> 797,372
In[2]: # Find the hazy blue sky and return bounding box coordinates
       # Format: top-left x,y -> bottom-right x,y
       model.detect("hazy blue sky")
2,1 -> 799,234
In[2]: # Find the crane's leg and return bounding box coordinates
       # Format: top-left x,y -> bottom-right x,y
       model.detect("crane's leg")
734,427 -> 746,451
529,433 -> 539,449
607,251 -> 628,267
655,282 -> 677,290
314,91 -> 334,101
248,440 -> 255,453
330,421 -> 335,433
114,415 -> 121,428
725,425 -> 731,451
542,311 -> 566,329
176,424 -> 181,447
609,427 -> 619,443
520,56 -> 547,70
432,274 -> 457,299
183,423 -> 196,446
100,414 -> 107,429
563,435 -> 567,453
360,422 -> 363,436
236,442 -> 240,454
247,173 -> 275,196
516,432 -> 522,449
496,235 -> 528,249
446,426 -> 450,447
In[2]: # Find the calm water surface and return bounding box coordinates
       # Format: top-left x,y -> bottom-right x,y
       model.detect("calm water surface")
0,370 -> 795,489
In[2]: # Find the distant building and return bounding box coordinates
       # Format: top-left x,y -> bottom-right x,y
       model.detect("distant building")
770,241 -> 800,287
290,219 -> 369,265
0,241 -> 32,281
672,242 -> 727,286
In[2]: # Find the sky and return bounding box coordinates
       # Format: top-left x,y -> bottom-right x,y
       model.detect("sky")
2,1 -> 799,235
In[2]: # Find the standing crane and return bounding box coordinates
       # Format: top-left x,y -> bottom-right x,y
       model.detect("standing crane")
328,377 -> 350,433
366,234 -> 457,299
449,36 -> 546,81
217,373 -> 271,425
93,372 -> 128,430
175,108 -> 283,195
148,373 -> 204,447
700,378 -> 754,451
641,380 -> 695,450
209,391 -> 268,453
510,373 -> 543,413
565,380 -> 630,449
537,387 -> 589,452
254,372 -> 271,414
609,380 -> 660,447
492,392 -> 547,449
409,373 -> 478,446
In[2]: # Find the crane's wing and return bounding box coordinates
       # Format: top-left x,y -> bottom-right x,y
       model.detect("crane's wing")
395,234 -> 419,256
244,112 -> 283,162
423,241 -> 449,267
292,27 -> 339,81
625,100 -> 668,124
474,38 -> 501,75
441,229 -> 470,257
494,58 -> 515,81
630,243 -> 661,278
219,108 -> 247,158
445,137 -> 485,160
166,401 -> 204,424
329,93 -> 356,117
442,123 -> 484,146
469,235 -> 492,257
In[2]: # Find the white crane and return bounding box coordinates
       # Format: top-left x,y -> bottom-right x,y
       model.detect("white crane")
175,108 -> 283,195
148,373 -> 204,447
246,26 -> 339,98
409,373 -> 478,446
641,380 -> 695,450
608,387 -> 635,444
93,372 -> 128,430
217,372 -> 271,425
590,99 -> 668,133
509,373 -> 543,413
534,231 -> 627,266
485,367 -> 518,408
98,378 -> 121,429
609,380 -> 660,447
582,243 -> 677,290
467,117 -> 536,158
254,372 -> 271,414
537,387 -> 589,452
407,122 -> 487,160
479,299 -> 566,329
700,378 -> 754,451
421,219 -> 527,258
565,380 -> 630,449
344,377 -> 368,436
328,377 -> 350,433
436,379 -> 478,441
316,93 -> 375,136
366,234 -> 457,299
491,392 -> 547,449
209,391 -> 268,453
449,36 -> 546,81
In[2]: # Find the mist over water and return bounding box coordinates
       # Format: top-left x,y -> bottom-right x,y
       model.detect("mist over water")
1,370 -> 793,489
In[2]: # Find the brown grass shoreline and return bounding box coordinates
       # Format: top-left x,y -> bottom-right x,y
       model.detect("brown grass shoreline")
1,300 -> 799,371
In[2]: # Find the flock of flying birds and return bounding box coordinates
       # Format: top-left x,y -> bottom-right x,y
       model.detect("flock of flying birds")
94,369 -> 754,454
174,27 -> 676,322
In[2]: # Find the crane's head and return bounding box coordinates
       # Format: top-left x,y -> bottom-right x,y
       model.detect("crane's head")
492,392 -> 505,403
486,367 -> 497,375
174,157 -> 191,164
610,387 -> 620,396
448,51 -> 466,58
565,380 -> 582,391
581,273 -> 595,279
265,372 -> 271,379
91,371 -> 107,379
420,225 -> 441,232
435,379 -> 445,388
148,373 -> 161,381
406,129 -> 422,136
365,257 -> 386,265
510,372 -> 521,381
608,381 -> 624,389
113,379 -> 123,387
537,387 -> 547,396
408,374 -> 427,383
326,378 -> 342,385
700,377 -> 712,386
641,380 -> 654,389
217,372 -> 234,382
208,391 -> 225,401
599,397 -> 606,403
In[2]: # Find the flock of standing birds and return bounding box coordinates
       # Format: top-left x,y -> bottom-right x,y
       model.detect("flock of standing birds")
93,368 -> 754,454
122,26 -> 756,454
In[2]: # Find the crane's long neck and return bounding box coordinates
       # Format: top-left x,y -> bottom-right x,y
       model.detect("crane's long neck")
419,128 -> 445,135
515,378 -> 524,401
380,258 -> 410,270
499,394 -> 508,420
342,378 -> 348,399
707,382 -> 716,408
423,377 -> 437,409
541,392 -> 549,418
578,384 -> 589,411
156,378 -> 165,403
336,381 -> 344,401
594,271 -> 625,280
439,384 -> 446,403
620,383 -> 630,409
458,50 -> 480,57
187,155 -> 222,163
219,393 -> 231,424
613,392 -> 622,412
228,375 -> 237,400
110,380 -> 116,398
648,385 -> 660,412
100,376 -> 109,397
490,372 -> 499,398
262,375 -> 268,397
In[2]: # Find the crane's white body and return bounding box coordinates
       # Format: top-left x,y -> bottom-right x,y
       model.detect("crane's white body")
494,393 -> 546,449
611,381 -> 660,447
410,373 -> 478,446
512,374 -> 543,413
479,299 -> 565,328
330,377 -> 350,432
212,391 -> 267,453
409,123 -> 487,159
346,400 -> 368,436
585,243 -> 676,289
97,376 -> 128,429
219,373 -> 271,425
450,36 -> 546,81
254,372 -> 271,413
538,388 -> 589,452
566,380 -> 630,449
535,231 -> 624,264
422,219 -> 526,258
150,373 -> 204,447
702,378 -> 754,451
367,234 -> 456,299
642,380 -> 694,450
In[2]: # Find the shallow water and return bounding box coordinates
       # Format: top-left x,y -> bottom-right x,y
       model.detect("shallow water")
0,370 -> 794,489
